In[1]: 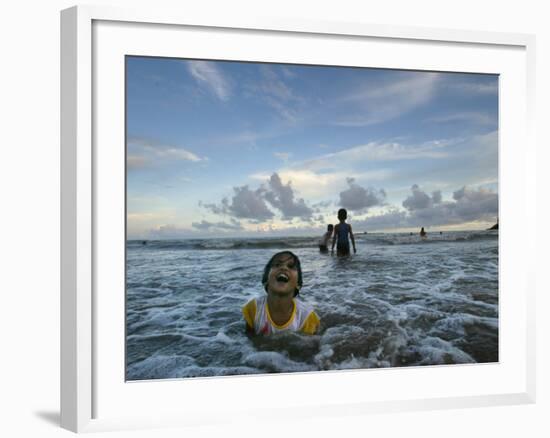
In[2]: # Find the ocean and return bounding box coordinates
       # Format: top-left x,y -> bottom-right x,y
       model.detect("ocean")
126,230 -> 498,380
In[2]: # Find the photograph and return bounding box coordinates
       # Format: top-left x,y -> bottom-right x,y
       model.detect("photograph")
125,56 -> 499,381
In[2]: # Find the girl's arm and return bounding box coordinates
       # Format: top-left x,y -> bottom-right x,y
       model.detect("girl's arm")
349,224 -> 356,253
331,224 -> 338,253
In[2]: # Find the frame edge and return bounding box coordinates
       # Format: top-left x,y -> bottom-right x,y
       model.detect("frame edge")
61,5 -> 93,433
62,4 -> 537,431
60,5 -> 78,432
524,34 -> 537,404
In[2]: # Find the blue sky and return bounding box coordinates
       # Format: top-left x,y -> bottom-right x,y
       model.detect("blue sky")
126,56 -> 498,239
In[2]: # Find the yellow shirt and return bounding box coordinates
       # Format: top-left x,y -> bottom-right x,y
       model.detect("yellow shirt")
242,295 -> 320,335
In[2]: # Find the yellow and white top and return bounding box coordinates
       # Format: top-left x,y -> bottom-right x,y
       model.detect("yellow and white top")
242,295 -> 320,335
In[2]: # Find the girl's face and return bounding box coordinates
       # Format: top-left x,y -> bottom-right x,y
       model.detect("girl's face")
266,253 -> 299,297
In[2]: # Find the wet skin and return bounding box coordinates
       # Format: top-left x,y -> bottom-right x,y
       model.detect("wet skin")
266,254 -> 299,325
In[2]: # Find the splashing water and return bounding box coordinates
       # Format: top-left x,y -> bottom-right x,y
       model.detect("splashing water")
126,231 -> 498,380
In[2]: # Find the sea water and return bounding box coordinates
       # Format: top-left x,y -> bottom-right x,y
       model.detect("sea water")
126,230 -> 498,380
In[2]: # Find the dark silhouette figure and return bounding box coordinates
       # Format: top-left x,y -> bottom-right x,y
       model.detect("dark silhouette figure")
331,208 -> 356,256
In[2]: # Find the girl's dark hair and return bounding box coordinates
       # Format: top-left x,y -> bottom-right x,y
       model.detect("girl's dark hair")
327,224 -> 334,231
338,208 -> 347,220
262,251 -> 303,297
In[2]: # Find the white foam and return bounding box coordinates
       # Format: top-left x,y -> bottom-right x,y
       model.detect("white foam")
413,337 -> 475,365
333,354 -> 391,370
430,313 -> 498,337
243,351 -> 317,373
127,354 -> 197,380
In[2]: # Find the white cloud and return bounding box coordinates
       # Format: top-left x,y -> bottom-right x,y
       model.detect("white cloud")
127,212 -> 174,223
274,152 -> 291,162
425,111 -> 495,126
127,137 -> 206,169
251,167 -> 393,202
452,81 -> 498,95
147,224 -> 193,239
243,65 -> 304,123
259,66 -> 295,101
186,61 -> 231,101
301,138 -> 456,173
153,147 -> 202,162
251,170 -> 343,200
334,72 -> 440,126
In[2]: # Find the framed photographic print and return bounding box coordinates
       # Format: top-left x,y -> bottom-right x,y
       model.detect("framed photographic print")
61,5 -> 536,433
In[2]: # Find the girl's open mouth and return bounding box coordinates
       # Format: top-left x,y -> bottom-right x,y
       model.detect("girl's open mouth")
276,273 -> 289,283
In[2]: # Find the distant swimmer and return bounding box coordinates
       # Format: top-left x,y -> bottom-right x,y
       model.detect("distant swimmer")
318,224 -> 333,253
142,240 -> 147,245
331,208 -> 356,256
420,227 -> 427,238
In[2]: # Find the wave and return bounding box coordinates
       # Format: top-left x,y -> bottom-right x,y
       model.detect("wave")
127,230 -> 497,251
128,236 -> 321,250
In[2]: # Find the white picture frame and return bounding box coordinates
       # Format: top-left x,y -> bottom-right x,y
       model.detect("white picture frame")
60,5 -> 536,433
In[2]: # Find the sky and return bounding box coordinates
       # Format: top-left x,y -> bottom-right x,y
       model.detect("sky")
126,56 -> 498,239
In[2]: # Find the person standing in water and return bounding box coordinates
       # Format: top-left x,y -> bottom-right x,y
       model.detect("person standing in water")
420,227 -> 427,238
331,208 -> 356,256
318,224 -> 333,253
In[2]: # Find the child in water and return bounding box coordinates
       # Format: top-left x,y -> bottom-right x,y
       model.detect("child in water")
318,224 -> 333,253
242,251 -> 320,335
331,208 -> 356,256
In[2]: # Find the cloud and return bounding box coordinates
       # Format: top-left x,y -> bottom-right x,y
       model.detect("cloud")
338,178 -> 386,213
198,200 -> 227,216
402,184 -> 438,210
201,185 -> 274,221
360,184 -> 498,230
425,111 -> 495,126
274,152 -> 291,162
227,185 -> 275,221
259,65 -> 295,101
334,72 -> 440,126
199,172 -> 316,222
244,65 -> 304,123
280,66 -> 297,79
127,137 -> 206,170
191,219 -> 243,231
264,173 -> 314,220
300,139 -> 456,174
251,169 -> 344,199
127,155 -> 149,169
312,200 -> 333,209
357,208 -> 410,230
147,224 -> 192,239
153,147 -> 202,162
451,81 -> 498,95
250,167 -> 394,207
186,61 -> 231,101
451,186 -> 498,222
